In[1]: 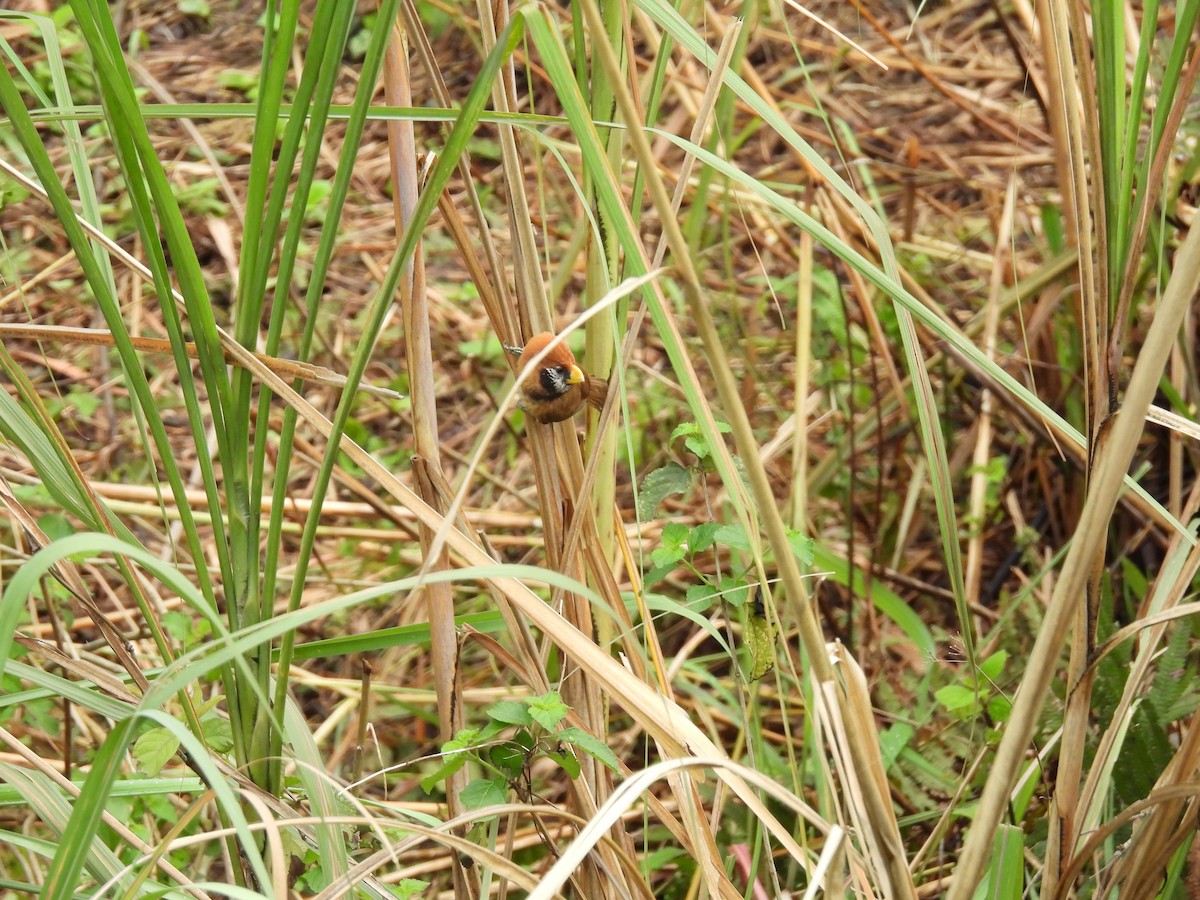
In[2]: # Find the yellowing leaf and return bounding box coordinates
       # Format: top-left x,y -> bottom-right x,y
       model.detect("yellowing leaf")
746,610 -> 775,681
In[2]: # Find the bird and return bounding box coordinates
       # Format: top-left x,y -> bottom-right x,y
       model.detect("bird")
503,331 -> 608,423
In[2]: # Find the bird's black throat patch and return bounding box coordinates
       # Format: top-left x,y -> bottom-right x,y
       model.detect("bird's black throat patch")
529,365 -> 571,400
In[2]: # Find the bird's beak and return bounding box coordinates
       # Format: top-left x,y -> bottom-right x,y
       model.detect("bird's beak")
566,365 -> 586,385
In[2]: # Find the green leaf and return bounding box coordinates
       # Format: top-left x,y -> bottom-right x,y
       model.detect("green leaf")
716,576 -> 750,607
303,179 -> 332,224
488,742 -> 527,779
38,513 -> 74,542
879,722 -> 915,771
973,823 -> 1024,899
290,610 -> 505,659
388,879 -> 431,899
785,527 -> 814,566
460,778 -> 507,810
979,650 -> 1008,683
642,564 -> 675,586
161,610 -> 192,644
132,726 -> 179,777
486,700 -> 532,727
689,522 -> 721,553
669,422 -> 700,446
64,387 -> 100,418
421,753 -> 468,795
217,69 -> 257,93
660,522 -> 690,550
685,583 -> 718,611
201,715 -> 234,754
670,421 -> 731,461
444,727 -> 482,751
714,523 -> 751,551
545,747 -> 581,779
1041,203 -> 1064,255
936,684 -> 978,716
651,522 -> 691,568
650,545 -> 686,569
987,695 -> 1013,724
745,608 -> 775,681
457,333 -> 503,360
556,727 -> 619,773
528,692 -> 569,731
177,0 -> 211,18
641,846 -> 689,874
637,461 -> 691,518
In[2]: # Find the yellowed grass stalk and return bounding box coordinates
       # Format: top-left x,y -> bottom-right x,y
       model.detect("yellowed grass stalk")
380,12 -> 472,898
964,179 -> 1016,611
472,2 -> 629,893
1036,0 -> 1109,891
947,203 -> 1200,900
790,227 -> 812,531
0,323 -> 402,399
574,0 -> 915,893
214,325 -> 822,894
1071,480 -> 1200,897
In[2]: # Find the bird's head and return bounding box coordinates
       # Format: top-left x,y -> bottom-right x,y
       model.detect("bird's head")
539,360 -> 586,396
518,332 -> 583,399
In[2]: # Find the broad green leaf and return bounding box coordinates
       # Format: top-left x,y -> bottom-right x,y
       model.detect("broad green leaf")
714,523 -> 751,552
489,743 -> 527,779
388,880 -> 431,899
936,685 -> 978,716
716,576 -> 750,607
545,747 -> 581,779
487,701 -> 532,727
201,715 -> 234,754
460,778 -> 507,810
689,522 -> 722,553
132,727 -> 180,777
685,583 -> 719,612
421,754 -> 468,795
529,692 -> 569,731
785,528 -> 815,566
556,727 -> 619,773
979,651 -> 1009,683
637,462 -> 691,518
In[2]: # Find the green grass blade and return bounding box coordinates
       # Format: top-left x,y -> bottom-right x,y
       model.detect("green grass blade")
290,611 -> 508,659
0,763 -> 130,893
38,718 -> 137,900
270,13 -> 527,770
649,127 -> 1186,541
0,12 -> 116,294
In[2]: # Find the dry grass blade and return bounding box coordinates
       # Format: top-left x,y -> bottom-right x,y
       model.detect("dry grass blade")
965,179 -> 1016,607
217,329 -> 814,889
0,726 -> 209,897
380,11 -> 471,897
948,212 -> 1200,900
573,0 -> 913,892
0,323 -> 402,399
527,756 -> 838,900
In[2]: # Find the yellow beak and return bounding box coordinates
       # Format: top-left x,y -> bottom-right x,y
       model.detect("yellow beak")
566,364 -> 586,385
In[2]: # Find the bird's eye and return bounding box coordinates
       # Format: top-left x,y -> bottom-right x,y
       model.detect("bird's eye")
540,365 -> 570,395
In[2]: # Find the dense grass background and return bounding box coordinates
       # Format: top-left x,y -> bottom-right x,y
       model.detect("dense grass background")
2,0 -> 1200,897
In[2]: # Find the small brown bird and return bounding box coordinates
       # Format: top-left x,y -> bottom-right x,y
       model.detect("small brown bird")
504,331 -> 608,423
